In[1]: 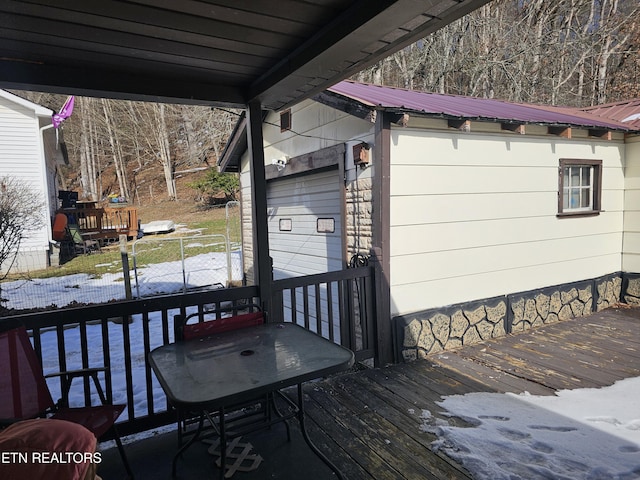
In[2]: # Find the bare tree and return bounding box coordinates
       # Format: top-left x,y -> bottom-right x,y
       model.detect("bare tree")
101,99 -> 130,200
78,97 -> 99,201
134,102 -> 177,200
0,177 -> 45,305
354,0 -> 640,107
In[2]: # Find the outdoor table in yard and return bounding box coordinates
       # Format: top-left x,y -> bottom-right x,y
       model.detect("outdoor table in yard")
148,322 -> 355,479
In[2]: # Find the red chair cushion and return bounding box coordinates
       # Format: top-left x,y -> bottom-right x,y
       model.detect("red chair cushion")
183,312 -> 264,340
0,418 -> 97,480
52,404 -> 125,439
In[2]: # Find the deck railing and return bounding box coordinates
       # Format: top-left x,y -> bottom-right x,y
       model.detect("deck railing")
271,266 -> 376,363
0,286 -> 259,437
63,205 -> 139,242
0,267 -> 375,437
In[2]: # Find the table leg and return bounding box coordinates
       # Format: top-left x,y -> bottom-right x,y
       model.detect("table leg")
172,411 -> 205,477
296,384 -> 345,480
271,392 -> 292,441
217,407 -> 227,480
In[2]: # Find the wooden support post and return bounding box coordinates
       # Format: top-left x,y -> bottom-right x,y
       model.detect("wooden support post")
247,100 -> 273,317
372,112 -> 393,367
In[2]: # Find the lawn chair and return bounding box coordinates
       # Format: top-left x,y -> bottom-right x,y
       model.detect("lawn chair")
0,326 -> 133,479
171,304 -> 291,476
55,212 -> 99,260
67,223 -> 100,255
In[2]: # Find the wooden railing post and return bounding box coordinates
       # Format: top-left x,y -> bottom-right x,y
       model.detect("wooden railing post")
270,285 -> 284,323
370,247 -> 392,367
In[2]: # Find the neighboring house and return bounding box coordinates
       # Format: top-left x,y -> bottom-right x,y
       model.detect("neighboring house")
220,81 -> 640,361
0,89 -> 67,273
580,99 -> 640,130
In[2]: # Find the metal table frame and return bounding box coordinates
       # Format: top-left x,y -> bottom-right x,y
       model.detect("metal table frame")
149,322 -> 355,479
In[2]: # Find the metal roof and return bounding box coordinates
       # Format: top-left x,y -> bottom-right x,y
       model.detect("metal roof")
580,99 -> 640,129
0,0 -> 490,110
327,81 -> 637,131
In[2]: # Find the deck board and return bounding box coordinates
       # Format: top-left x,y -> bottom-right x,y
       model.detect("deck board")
98,306 -> 640,480
301,306 -> 640,480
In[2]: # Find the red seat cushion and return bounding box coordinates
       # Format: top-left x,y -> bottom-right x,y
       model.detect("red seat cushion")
0,418 -> 97,480
183,312 -> 264,340
52,404 -> 125,439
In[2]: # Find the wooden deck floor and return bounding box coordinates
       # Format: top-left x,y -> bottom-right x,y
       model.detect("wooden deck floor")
99,306 -> 640,480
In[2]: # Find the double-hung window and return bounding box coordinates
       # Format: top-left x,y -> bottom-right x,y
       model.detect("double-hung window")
558,159 -> 602,217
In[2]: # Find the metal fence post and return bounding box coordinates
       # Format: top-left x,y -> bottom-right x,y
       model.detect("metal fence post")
120,234 -> 132,300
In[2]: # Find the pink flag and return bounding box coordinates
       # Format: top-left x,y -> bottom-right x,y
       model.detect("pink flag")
52,95 -> 75,128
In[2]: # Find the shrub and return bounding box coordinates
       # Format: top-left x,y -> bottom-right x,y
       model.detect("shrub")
188,169 -> 239,205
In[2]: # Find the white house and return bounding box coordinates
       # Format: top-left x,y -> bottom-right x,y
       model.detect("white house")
220,81 -> 640,361
0,89 -> 67,273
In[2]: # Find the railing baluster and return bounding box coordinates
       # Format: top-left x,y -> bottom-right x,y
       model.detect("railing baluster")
56,324 -> 67,398
143,312 -> 154,416
161,309 -> 170,345
302,285 -> 310,329
79,321 -> 90,406
291,288 -> 297,324
315,283 -> 322,335
1,273 -> 374,438
327,281 -> 335,342
32,328 -> 42,363
122,316 -> 135,421
101,319 -> 113,404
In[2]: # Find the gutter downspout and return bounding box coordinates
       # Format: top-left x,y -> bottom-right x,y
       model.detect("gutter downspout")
39,123 -> 59,263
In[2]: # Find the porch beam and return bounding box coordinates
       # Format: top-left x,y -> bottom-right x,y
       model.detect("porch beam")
372,110 -> 393,366
246,100 -> 273,316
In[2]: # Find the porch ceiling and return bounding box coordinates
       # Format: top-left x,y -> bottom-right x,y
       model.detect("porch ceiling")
0,0 -> 491,110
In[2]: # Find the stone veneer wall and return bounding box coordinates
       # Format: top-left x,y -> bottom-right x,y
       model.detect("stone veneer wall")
622,273 -> 640,305
345,177 -> 372,260
395,273 -> 623,362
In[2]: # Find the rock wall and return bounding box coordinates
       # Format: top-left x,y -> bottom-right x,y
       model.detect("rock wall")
398,297 -> 507,361
395,273 -> 623,362
623,274 -> 640,305
345,177 -> 372,259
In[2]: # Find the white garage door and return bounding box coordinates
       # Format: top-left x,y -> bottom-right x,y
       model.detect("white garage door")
267,169 -> 343,281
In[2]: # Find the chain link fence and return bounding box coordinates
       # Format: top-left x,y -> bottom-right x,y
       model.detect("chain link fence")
0,202 -> 243,314
0,246 -> 129,312
132,233 -> 242,297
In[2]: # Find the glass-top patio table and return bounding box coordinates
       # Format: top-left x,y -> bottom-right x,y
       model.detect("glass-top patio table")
149,322 -> 355,479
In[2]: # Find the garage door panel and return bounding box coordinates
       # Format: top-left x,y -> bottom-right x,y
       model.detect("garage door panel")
267,169 -> 342,277
268,219 -> 341,235
268,234 -> 342,250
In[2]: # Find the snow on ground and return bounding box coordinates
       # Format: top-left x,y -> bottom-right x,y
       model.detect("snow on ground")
2,251 -> 243,422
133,249 -> 241,297
39,308 -> 171,423
424,378 -> 640,479
2,251 -> 242,309
5,255 -> 640,477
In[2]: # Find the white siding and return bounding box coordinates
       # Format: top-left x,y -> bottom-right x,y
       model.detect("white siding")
0,94 -> 51,271
623,135 -> 640,271
238,99 -> 373,282
262,100 -> 372,164
389,128 -> 626,316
